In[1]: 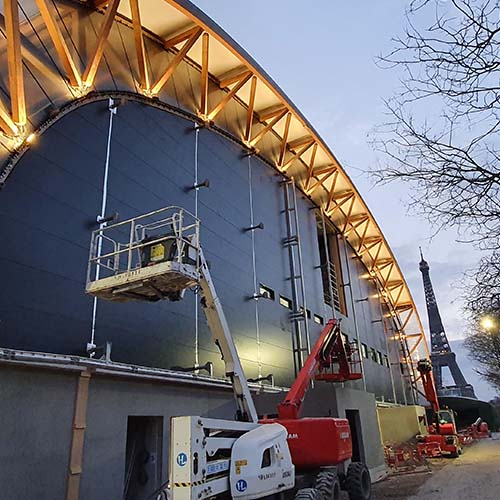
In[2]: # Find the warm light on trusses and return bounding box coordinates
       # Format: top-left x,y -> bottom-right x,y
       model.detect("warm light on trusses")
25,132 -> 37,144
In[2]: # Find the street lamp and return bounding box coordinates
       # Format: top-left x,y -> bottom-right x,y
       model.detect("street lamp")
480,316 -> 495,331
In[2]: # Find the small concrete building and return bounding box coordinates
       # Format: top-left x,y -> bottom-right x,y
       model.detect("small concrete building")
0,1 -> 430,499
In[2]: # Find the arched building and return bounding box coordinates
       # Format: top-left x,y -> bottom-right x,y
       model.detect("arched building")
0,2 -> 431,499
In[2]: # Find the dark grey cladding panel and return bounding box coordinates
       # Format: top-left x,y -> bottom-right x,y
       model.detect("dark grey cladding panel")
0,99 -> 300,385
0,98 -> 405,394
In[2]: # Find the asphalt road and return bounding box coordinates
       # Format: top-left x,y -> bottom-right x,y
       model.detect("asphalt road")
372,433 -> 500,500
409,433 -> 500,500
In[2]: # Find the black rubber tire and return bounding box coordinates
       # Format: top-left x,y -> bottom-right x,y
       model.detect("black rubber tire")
345,462 -> 371,500
315,470 -> 341,500
449,439 -> 461,458
294,488 -> 323,500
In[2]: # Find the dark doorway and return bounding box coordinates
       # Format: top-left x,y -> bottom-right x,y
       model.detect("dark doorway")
124,416 -> 164,500
345,409 -> 365,463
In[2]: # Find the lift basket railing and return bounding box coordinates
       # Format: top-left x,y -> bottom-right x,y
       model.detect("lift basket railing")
86,206 -> 200,302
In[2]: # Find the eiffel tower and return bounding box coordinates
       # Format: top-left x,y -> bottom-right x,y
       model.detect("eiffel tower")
419,249 -> 476,398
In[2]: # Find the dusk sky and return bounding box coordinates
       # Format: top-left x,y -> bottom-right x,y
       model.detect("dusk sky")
191,0 -> 495,400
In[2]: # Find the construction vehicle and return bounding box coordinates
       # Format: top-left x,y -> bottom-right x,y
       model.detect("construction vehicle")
261,318 -> 370,500
416,359 -> 461,457
86,205 -> 371,500
458,417 -> 491,444
468,418 -> 491,439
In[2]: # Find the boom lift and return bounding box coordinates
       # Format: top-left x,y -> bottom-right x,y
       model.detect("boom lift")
86,206 -> 371,500
467,418 -> 491,439
416,359 -> 461,457
262,318 -> 370,500
417,361 -> 490,449
87,206 -> 294,499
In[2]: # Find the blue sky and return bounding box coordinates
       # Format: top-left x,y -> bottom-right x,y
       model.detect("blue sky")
191,1 -> 495,400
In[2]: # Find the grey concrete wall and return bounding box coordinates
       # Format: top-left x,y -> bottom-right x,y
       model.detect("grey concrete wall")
0,364 -> 235,500
333,387 -> 386,475
0,367 -> 77,500
0,363 -> 386,500
81,375 -> 235,500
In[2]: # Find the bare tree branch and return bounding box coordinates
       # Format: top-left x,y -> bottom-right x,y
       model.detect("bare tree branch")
375,1 -> 500,393
373,0 -> 500,250
461,251 -> 500,393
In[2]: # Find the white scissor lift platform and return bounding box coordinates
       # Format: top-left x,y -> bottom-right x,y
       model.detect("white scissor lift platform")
86,206 -> 295,500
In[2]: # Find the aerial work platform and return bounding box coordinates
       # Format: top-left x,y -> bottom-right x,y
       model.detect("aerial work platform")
86,204 -> 259,423
314,320 -> 363,383
86,206 -> 200,302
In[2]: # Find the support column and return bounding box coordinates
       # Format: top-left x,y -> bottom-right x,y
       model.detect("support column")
66,369 -> 92,500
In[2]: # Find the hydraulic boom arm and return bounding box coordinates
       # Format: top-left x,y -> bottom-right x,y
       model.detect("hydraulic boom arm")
278,319 -> 344,420
198,249 -> 258,423
417,359 -> 440,413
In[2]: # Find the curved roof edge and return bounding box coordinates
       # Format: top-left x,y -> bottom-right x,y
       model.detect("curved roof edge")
0,0 -> 430,393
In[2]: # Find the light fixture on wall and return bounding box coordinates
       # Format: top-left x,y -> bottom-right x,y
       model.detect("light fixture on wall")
25,132 -> 37,144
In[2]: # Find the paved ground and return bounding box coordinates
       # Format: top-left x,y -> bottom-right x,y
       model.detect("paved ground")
372,433 -> 500,500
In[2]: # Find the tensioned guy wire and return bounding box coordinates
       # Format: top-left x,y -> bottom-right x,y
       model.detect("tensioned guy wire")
52,0 -> 84,68
248,156 -> 262,378
117,22 -> 139,94
89,99 -> 117,354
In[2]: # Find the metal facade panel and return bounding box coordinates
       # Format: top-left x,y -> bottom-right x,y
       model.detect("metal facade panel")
0,99 -> 410,398
0,2 -> 428,394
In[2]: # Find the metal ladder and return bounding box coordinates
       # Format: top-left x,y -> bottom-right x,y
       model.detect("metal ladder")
282,179 -> 311,376
316,211 -> 341,315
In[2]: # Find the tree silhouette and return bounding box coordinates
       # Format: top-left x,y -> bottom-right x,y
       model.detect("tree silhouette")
373,0 -> 500,250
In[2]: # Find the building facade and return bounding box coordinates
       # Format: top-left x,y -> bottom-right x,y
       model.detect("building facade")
0,1 -> 430,499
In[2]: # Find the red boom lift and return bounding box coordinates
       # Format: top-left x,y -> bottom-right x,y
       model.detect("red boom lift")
416,359 -> 461,457
262,318 -> 371,500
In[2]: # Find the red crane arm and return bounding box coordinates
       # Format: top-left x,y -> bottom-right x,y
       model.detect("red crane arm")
278,319 -> 341,420
417,359 -> 440,413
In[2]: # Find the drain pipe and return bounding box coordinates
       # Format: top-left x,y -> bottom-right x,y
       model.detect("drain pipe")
194,126 -> 200,369
89,98 -> 118,355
